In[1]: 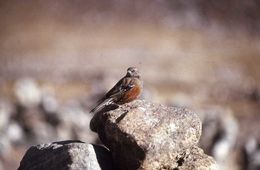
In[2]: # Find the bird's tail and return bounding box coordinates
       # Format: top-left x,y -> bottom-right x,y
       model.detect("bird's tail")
90,98 -> 114,114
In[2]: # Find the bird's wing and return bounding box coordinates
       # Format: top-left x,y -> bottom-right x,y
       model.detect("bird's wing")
90,77 -> 135,113
89,78 -> 125,113
89,97 -> 114,113
106,77 -> 134,99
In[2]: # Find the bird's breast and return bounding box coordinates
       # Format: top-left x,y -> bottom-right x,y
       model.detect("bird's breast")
119,84 -> 141,104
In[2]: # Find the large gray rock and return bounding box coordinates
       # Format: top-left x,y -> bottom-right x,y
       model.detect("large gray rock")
90,100 -> 218,170
18,140 -> 114,170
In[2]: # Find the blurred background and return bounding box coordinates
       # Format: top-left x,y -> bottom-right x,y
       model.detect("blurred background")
0,0 -> 260,170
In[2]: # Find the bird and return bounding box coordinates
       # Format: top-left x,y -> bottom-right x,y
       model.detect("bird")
90,67 -> 143,114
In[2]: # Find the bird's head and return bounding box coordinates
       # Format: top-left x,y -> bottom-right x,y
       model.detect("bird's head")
126,67 -> 140,78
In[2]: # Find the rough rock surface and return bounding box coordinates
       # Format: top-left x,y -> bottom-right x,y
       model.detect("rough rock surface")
90,100 -> 218,170
18,140 -> 113,170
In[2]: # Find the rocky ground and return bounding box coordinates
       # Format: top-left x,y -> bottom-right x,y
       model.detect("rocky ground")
0,1 -> 260,169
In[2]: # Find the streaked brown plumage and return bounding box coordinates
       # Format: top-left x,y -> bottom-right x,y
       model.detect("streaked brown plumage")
90,67 -> 143,113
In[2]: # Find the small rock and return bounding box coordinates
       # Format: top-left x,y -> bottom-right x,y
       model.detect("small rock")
6,122 -> 24,143
0,134 -> 11,156
0,100 -> 12,131
199,106 -> 238,157
41,94 -> 59,114
18,140 -> 114,170
243,137 -> 260,170
91,100 -> 218,170
57,102 -> 97,143
41,86 -> 59,113
198,106 -> 238,170
30,122 -> 57,143
13,106 -> 51,143
14,78 -> 42,108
